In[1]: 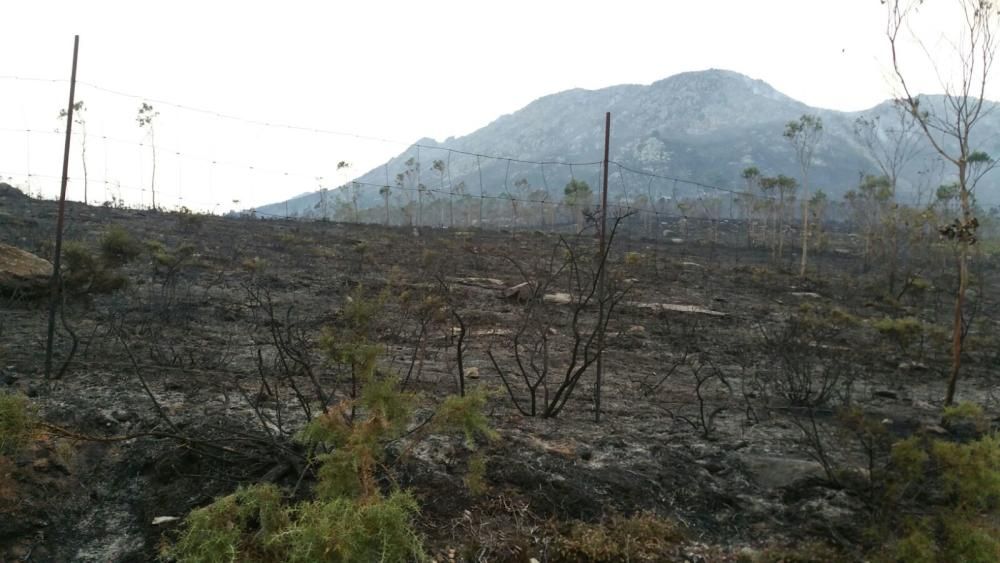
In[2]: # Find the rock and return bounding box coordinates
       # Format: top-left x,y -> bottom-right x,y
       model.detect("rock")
700,459 -> 727,474
670,238 -> 685,244
627,325 -> 646,335
796,490 -> 857,526
0,243 -> 52,296
632,301 -> 726,317
464,367 -> 480,380
942,418 -> 983,441
791,291 -> 822,299
111,409 -> 135,423
542,292 -> 572,305
451,276 -> 504,287
152,516 -> 180,526
97,413 -> 118,428
739,454 -> 827,489
503,282 -> 534,302
922,424 -> 949,436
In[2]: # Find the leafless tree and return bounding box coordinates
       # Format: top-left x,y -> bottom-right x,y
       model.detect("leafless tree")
488,213 -> 631,418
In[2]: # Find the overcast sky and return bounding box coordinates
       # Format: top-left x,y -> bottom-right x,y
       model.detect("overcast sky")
1,0 -> 992,211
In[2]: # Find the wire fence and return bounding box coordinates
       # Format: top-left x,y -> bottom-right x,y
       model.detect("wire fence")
1,74 -> 860,246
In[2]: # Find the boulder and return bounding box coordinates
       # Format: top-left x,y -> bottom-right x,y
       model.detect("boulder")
542,292 -> 572,305
0,243 -> 52,296
738,454 -> 827,490
503,281 -> 534,302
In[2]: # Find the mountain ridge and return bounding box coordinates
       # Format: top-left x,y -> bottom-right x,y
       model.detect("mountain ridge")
257,69 -> 1000,219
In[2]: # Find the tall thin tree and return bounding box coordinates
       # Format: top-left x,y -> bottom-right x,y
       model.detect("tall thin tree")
854,105 -> 924,292
886,0 -> 999,404
783,115 -> 823,277
379,185 -> 392,226
136,102 -> 159,210
58,101 -> 88,205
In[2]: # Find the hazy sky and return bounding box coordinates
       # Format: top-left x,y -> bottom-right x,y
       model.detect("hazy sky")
1,0 -> 992,211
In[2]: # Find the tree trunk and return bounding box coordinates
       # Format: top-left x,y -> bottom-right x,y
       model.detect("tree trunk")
150,127 -> 157,211
774,196 -> 783,260
888,216 -> 898,294
945,244 -> 968,405
945,162 -> 972,406
799,199 -> 809,277
81,124 -> 88,206
864,233 -> 871,273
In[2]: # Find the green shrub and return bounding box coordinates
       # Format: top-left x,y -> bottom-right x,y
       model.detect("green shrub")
871,433 -> 1000,562
297,373 -> 417,501
0,392 -> 36,456
792,303 -> 860,342
739,541 -> 849,563
167,290 -> 494,562
942,402 -> 990,434
62,241 -> 127,294
165,484 -> 426,563
175,207 -> 206,231
275,232 -> 307,247
433,390 -> 498,446
873,316 -> 924,353
878,525 -> 937,563
552,512 -> 685,562
163,483 -> 288,563
62,241 -> 99,281
624,251 -> 645,267
145,240 -> 195,270
281,491 -> 424,563
100,225 -> 142,266
241,256 -> 267,273
464,452 -> 488,496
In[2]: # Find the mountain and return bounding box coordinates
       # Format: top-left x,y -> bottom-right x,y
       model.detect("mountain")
257,69 -> 1000,219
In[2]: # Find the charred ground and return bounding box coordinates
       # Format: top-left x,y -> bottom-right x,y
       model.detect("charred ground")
1,187 -> 998,562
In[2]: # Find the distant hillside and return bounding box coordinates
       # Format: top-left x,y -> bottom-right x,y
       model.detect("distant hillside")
258,69 -> 1000,219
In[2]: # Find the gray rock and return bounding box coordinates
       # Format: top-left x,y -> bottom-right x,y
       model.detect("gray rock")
503,281 -> 534,302
111,409 -> 136,423
0,243 -> 52,296
738,454 -> 827,489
